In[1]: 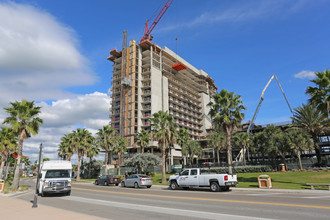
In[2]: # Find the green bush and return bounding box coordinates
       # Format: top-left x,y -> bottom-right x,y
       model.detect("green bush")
201,165 -> 273,174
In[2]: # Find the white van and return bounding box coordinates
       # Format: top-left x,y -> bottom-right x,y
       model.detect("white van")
38,160 -> 72,196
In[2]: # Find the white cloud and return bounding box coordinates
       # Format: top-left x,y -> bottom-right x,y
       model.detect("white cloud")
294,70 -> 315,79
159,0 -> 309,32
1,92 -> 110,163
0,2 -> 97,106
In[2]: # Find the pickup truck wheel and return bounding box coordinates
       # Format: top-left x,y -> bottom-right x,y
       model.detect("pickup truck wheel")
170,181 -> 178,190
210,182 -> 220,192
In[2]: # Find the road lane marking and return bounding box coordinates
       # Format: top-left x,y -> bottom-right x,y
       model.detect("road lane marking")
72,187 -> 330,210
64,196 -> 272,220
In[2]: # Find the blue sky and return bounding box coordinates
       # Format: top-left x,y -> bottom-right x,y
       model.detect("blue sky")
0,0 -> 329,161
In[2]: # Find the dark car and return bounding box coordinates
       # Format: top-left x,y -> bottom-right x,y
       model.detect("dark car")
95,175 -> 121,186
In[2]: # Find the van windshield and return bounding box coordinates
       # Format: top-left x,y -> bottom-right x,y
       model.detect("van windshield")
45,170 -> 70,178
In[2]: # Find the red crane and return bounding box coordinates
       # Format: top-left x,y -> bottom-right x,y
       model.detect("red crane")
140,0 -> 173,43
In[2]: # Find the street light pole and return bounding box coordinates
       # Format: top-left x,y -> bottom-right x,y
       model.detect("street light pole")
32,143 -> 43,208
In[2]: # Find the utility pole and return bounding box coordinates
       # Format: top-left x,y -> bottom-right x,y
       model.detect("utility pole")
32,143 -> 43,208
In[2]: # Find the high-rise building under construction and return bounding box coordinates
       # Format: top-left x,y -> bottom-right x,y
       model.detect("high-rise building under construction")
108,39 -> 217,164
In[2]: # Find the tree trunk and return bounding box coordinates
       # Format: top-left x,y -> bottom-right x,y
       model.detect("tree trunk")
12,139 -> 24,189
312,135 -> 322,166
105,150 -> 109,174
77,152 -> 81,181
162,139 -> 166,183
0,158 -> 5,179
225,129 -> 233,175
118,151 -> 121,175
217,148 -> 220,166
243,146 -> 246,166
141,145 -> 144,154
89,156 -> 92,178
297,150 -> 303,170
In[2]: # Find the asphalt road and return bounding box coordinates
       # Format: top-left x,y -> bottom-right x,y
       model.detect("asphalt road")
11,178 -> 330,220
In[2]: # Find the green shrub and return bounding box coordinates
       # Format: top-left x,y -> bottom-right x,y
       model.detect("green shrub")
201,165 -> 273,174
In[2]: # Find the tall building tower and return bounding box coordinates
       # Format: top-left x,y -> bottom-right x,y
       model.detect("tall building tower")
108,39 -> 217,164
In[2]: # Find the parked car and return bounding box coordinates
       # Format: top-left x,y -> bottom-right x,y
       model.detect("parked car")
121,174 -> 153,188
95,175 -> 121,186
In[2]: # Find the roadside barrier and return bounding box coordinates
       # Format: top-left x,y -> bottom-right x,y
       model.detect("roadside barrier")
258,175 -> 272,189
0,179 -> 5,192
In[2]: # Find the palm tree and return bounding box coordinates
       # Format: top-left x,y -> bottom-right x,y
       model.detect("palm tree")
86,142 -> 100,178
177,128 -> 190,167
286,129 -> 313,170
291,104 -> 329,166
3,100 -> 43,189
0,127 -> 17,179
306,69 -> 330,117
112,136 -> 127,175
136,129 -> 150,153
232,132 -> 251,165
208,90 -> 246,174
150,110 -> 177,183
208,131 -> 226,166
182,140 -> 202,166
96,125 -> 115,174
58,134 -> 75,161
72,128 -> 93,180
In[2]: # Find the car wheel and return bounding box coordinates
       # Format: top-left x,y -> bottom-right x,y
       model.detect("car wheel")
66,191 -> 71,196
134,182 -> 139,188
41,191 -> 46,197
210,182 -> 220,192
104,181 -> 108,186
121,182 -> 125,187
95,180 -> 99,185
170,181 -> 178,190
115,183 -> 119,186
147,185 -> 152,188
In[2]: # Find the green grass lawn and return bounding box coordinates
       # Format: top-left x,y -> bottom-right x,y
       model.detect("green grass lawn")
151,171 -> 330,190
237,171 -> 330,190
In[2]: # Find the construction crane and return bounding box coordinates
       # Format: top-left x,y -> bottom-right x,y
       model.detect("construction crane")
140,0 -> 173,43
247,74 -> 293,134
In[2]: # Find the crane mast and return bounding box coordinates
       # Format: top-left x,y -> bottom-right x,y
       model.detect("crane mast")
140,0 -> 173,43
247,74 -> 293,134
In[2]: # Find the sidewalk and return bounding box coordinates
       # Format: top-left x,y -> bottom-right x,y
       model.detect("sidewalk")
0,194 -> 103,220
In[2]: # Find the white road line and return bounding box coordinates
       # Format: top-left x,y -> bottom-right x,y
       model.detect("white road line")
63,196 -> 273,220
302,195 -> 330,199
246,193 -> 285,196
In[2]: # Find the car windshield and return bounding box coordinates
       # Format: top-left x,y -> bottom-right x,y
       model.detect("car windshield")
45,170 -> 70,178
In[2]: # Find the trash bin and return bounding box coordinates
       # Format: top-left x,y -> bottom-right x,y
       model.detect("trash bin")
0,179 -> 5,192
258,175 -> 272,189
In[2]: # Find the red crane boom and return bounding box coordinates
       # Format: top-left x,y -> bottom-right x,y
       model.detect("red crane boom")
140,0 -> 173,43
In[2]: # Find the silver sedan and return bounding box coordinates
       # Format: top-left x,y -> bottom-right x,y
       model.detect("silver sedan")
121,174 -> 153,188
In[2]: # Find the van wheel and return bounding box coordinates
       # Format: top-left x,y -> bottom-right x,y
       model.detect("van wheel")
210,182 -> 220,192
170,181 -> 178,190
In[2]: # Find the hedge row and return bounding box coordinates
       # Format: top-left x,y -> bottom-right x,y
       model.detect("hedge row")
201,165 -> 273,174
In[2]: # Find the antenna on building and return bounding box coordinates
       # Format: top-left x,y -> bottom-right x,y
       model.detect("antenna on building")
122,30 -> 127,50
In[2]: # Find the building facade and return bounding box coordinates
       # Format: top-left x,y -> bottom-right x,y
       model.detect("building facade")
108,39 -> 217,166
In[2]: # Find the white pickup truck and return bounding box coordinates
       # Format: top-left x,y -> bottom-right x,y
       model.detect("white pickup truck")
168,168 -> 238,192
